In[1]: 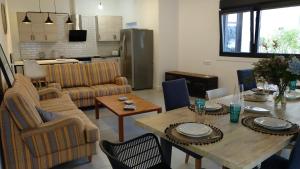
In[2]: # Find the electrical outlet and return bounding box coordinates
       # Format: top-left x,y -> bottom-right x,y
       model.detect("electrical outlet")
203,60 -> 212,65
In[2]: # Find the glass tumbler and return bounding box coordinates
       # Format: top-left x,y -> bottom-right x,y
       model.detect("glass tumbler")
230,103 -> 241,123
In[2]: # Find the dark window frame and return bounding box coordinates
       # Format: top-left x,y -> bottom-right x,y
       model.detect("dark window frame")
219,6 -> 300,58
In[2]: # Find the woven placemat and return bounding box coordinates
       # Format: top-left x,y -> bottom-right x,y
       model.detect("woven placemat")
164,122 -> 223,145
242,116 -> 299,136
188,104 -> 229,115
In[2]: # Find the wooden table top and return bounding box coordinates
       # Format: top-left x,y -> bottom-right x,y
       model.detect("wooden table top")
136,92 -> 300,169
96,94 -> 161,117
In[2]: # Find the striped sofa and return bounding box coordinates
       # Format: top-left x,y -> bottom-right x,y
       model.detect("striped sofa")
45,61 -> 132,107
0,74 -> 100,169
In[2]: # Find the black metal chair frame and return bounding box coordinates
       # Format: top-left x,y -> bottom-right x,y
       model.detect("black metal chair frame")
100,133 -> 170,169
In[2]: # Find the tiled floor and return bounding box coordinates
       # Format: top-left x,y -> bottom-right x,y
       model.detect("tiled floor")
53,89 -> 223,169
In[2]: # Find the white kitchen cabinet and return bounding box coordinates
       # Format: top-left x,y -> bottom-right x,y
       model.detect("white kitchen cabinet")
97,16 -> 122,42
17,12 -> 58,42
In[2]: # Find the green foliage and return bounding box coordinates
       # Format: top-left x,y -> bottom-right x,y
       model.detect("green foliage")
260,28 -> 300,54
253,56 -> 298,90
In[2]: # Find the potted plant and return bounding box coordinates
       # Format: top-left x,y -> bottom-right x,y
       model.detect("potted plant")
253,56 -> 300,107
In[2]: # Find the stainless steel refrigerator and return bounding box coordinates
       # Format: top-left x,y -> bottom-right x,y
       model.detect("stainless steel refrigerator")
120,29 -> 153,90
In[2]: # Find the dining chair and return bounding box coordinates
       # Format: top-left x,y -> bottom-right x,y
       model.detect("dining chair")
162,78 -> 202,169
206,88 -> 228,100
237,69 -> 257,91
260,134 -> 300,169
23,60 -> 46,88
100,133 -> 171,169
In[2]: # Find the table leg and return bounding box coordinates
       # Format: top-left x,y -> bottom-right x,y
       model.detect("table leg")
157,108 -> 162,114
160,137 -> 172,166
118,117 -> 124,142
95,99 -> 100,119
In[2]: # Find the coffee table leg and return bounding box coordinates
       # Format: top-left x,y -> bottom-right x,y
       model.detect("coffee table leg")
118,117 -> 124,142
95,99 -> 100,119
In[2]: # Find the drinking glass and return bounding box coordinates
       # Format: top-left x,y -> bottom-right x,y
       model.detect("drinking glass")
195,98 -> 206,123
230,103 -> 241,123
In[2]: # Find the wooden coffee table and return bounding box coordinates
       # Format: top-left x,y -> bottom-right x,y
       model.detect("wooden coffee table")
95,93 -> 162,142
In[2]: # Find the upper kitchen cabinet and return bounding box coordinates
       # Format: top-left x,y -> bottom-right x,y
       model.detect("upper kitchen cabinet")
97,16 -> 122,42
17,12 -> 58,42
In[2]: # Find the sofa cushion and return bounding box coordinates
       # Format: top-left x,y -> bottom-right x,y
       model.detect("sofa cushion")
54,109 -> 100,143
36,107 -> 61,122
62,87 -> 95,100
45,64 -> 88,88
91,84 -> 132,97
15,74 -> 40,106
40,94 -> 78,112
85,61 -> 121,86
4,88 -> 43,130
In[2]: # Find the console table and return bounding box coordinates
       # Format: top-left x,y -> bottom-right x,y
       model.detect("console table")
165,71 -> 218,98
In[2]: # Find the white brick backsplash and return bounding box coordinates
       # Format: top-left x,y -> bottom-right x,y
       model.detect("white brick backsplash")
19,15 -> 120,60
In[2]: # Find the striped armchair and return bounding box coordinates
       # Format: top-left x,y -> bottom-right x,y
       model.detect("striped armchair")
0,74 -> 99,169
45,61 -> 132,107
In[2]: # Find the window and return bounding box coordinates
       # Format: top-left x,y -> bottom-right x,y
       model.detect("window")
221,12 -> 251,53
220,6 -> 300,57
258,6 -> 300,54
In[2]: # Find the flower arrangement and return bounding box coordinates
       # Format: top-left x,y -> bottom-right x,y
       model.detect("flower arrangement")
253,56 -> 300,106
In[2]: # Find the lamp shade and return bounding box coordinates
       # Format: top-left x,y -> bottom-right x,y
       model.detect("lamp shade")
22,13 -> 31,24
45,13 -> 54,24
66,15 -> 73,24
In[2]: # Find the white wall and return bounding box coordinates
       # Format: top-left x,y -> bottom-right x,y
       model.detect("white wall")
177,0 -> 258,93
0,0 -> 13,90
158,0 -> 178,88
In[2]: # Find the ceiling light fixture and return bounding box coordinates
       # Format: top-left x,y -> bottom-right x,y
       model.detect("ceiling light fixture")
98,1 -> 103,10
66,15 -> 73,24
22,0 -> 72,25
45,13 -> 54,24
22,13 -> 31,24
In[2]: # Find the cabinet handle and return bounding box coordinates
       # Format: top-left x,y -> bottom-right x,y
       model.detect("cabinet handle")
32,35 -> 35,41
45,35 -> 47,41
113,34 -> 117,40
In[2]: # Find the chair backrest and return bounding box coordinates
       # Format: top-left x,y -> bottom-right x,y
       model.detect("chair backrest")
24,60 -> 46,79
206,88 -> 228,100
237,69 -> 257,91
162,78 -> 190,111
288,134 -> 300,169
100,133 -> 165,169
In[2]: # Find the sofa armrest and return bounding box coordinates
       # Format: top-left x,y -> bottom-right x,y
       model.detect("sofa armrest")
115,76 -> 129,85
21,117 -> 86,157
38,87 -> 63,100
48,83 -> 62,90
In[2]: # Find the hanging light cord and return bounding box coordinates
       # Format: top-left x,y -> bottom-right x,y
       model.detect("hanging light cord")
53,0 -> 57,13
39,0 -> 41,12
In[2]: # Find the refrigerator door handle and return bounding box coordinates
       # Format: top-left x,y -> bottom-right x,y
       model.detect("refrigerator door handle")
120,34 -> 126,75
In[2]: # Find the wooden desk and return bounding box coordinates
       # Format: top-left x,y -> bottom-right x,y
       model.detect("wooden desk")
95,94 -> 162,142
13,59 -> 79,73
136,92 -> 300,169
165,71 -> 218,98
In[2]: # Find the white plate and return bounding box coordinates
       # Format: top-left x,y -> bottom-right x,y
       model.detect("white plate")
205,103 -> 222,111
254,117 -> 292,130
118,96 -> 128,101
124,100 -> 134,105
285,92 -> 300,100
244,106 -> 270,114
176,123 -> 212,137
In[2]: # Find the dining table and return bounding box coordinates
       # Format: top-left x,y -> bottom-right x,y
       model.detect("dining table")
135,91 -> 300,169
